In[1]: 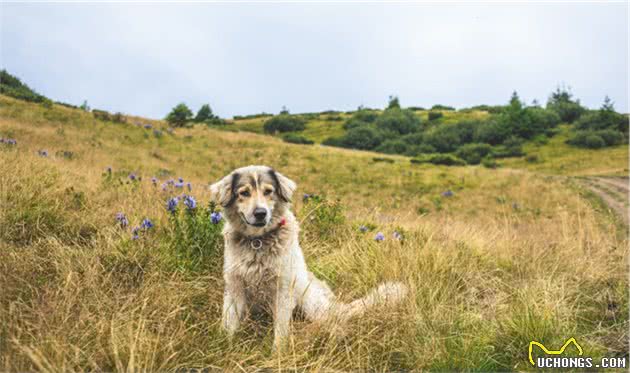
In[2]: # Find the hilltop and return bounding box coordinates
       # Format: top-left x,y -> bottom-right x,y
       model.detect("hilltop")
0,93 -> 627,371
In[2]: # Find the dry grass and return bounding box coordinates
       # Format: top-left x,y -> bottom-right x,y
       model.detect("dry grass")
0,96 -> 627,371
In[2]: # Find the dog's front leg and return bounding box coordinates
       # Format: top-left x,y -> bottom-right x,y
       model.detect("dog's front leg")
222,278 -> 246,337
273,285 -> 296,351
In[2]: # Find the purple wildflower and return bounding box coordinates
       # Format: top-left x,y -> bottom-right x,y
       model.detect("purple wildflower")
106,166 -> 112,173
166,197 -> 179,213
183,195 -> 197,210
174,182 -> 184,189
141,218 -> 154,230
131,226 -> 140,240
359,225 -> 368,233
167,179 -> 175,186
144,124 -> 153,129
186,182 -> 192,191
151,177 -> 158,185
128,173 -> 137,181
178,177 -> 184,183
115,212 -> 129,228
303,193 -> 311,201
393,231 -> 403,241
374,232 -> 385,242
211,211 -> 222,224
441,190 -> 454,197
38,150 -> 48,157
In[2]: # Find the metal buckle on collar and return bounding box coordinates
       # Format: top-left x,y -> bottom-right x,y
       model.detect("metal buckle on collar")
250,239 -> 263,250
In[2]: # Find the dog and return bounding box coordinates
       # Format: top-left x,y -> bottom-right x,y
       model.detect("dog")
210,165 -> 407,349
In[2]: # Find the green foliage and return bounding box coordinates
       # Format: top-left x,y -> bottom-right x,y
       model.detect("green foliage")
166,200 -> 223,273
375,139 -> 408,154
567,130 -> 622,149
194,104 -> 214,123
428,111 -> 443,121
282,133 -> 314,145
332,125 -> 383,150
0,70 -> 48,103
375,107 -> 421,135
411,154 -> 466,166
263,115 -> 306,133
166,103 -> 193,127
546,86 -> 585,123
431,104 -> 455,111
387,95 -> 401,109
455,143 -> 493,165
481,156 -> 498,168
300,194 -> 345,239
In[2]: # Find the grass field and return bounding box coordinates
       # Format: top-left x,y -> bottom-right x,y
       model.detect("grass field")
0,95 -> 628,371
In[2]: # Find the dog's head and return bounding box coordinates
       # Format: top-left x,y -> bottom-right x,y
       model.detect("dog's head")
210,165 -> 296,229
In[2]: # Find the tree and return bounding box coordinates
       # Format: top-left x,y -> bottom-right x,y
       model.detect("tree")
194,104 -> 214,123
546,86 -> 585,123
166,103 -> 193,127
387,95 -> 400,109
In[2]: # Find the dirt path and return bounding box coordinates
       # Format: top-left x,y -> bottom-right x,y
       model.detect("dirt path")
578,176 -> 628,225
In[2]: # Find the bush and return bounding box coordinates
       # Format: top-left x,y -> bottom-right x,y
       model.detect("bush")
492,137 -> 525,158
481,156 -> 498,169
455,143 -> 493,165
375,108 -> 421,135
92,109 -> 111,121
424,121 -> 475,153
282,134 -> 314,145
166,103 -> 193,127
335,126 -> 383,150
411,154 -> 466,166
375,139 -> 408,154
194,104 -> 215,123
596,129 -> 625,146
546,87 -> 585,123
431,104 -> 455,111
428,111 -> 443,121
567,132 -> 606,149
263,115 -> 306,133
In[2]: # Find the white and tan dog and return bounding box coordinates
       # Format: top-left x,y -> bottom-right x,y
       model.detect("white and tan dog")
210,165 -> 407,348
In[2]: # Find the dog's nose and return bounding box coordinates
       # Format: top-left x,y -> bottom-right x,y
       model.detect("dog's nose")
253,207 -> 267,221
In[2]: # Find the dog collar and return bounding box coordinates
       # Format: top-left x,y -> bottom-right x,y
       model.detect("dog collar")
247,218 -> 287,251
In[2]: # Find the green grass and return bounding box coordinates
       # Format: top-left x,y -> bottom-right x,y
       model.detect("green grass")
0,95 -> 627,371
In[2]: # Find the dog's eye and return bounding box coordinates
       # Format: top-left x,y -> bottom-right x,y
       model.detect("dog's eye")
239,190 -> 251,197
264,189 -> 273,196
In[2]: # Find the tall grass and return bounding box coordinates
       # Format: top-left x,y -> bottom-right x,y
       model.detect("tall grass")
0,96 -> 627,370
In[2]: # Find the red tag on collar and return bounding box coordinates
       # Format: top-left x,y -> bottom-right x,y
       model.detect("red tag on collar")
279,218 -> 287,226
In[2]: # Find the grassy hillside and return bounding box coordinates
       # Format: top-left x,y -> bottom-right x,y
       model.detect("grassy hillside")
0,95 -> 627,371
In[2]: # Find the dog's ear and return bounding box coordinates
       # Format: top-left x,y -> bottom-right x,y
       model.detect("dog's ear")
210,172 -> 240,207
269,169 -> 296,202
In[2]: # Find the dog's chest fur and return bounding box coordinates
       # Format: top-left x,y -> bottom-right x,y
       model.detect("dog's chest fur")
224,221 -> 295,305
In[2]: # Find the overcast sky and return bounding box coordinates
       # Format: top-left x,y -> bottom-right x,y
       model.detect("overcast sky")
2,2 -> 628,118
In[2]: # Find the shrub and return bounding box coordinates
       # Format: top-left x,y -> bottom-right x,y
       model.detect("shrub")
455,143 -> 493,165
166,103 -> 193,127
567,131 -> 607,149
375,108 -> 421,135
492,137 -> 525,158
411,154 -> 466,166
546,87 -> 585,123
424,121 -> 475,153
596,129 -> 625,146
263,115 -> 306,133
336,126 -> 383,150
481,156 -> 498,168
428,111 -> 443,121
93,109 -> 111,121
282,134 -> 314,145
525,154 -> 539,163
431,104 -> 455,111
375,139 -> 408,154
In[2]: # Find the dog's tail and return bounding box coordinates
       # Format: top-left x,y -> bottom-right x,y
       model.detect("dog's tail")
334,281 -> 408,321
